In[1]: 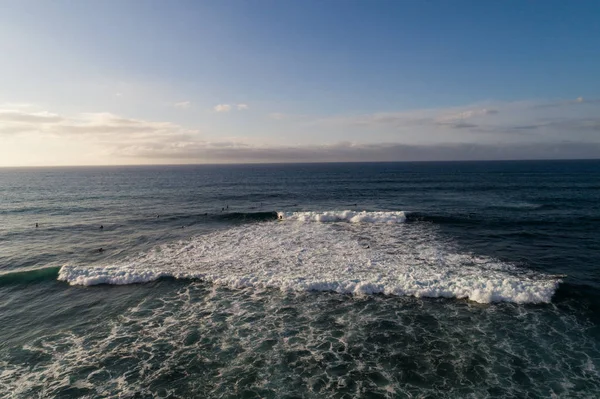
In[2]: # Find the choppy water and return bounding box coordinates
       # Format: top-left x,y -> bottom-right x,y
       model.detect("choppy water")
1,161 -> 600,398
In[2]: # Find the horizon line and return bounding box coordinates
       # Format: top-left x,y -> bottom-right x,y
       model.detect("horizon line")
1,158 -> 599,169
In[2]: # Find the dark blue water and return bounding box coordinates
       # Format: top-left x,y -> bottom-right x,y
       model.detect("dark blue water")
1,161 -> 599,398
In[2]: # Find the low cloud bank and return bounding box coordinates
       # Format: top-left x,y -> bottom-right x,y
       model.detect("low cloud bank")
119,141 -> 600,163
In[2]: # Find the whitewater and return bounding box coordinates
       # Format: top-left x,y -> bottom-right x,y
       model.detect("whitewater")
58,211 -> 559,304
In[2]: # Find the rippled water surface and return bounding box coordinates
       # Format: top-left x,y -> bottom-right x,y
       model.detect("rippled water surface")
1,161 -> 600,398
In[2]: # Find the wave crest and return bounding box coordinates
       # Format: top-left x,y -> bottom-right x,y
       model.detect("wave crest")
277,210 -> 407,223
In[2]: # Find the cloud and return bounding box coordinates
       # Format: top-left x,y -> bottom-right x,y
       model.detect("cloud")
117,141 -> 600,163
0,108 -> 196,143
437,108 -> 499,122
442,122 -> 479,129
0,110 -> 63,124
323,105 -> 500,131
0,110 -> 65,135
174,101 -> 191,109
213,103 -> 248,112
213,104 -> 232,112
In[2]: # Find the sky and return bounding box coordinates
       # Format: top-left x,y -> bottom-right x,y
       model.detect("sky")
1,0 -> 599,166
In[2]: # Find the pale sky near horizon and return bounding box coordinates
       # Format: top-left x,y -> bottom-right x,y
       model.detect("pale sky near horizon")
1,0 -> 599,166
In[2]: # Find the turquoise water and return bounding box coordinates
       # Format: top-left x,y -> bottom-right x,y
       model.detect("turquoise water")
1,161 -> 599,398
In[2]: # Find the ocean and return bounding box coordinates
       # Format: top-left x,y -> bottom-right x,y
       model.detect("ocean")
0,160 -> 599,398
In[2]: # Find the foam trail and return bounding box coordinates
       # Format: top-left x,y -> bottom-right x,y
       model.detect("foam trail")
58,219 -> 560,304
278,210 -> 407,223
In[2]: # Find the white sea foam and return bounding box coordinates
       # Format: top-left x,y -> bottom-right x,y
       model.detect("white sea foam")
277,210 -> 407,223
2,282 -> 595,398
58,212 -> 560,304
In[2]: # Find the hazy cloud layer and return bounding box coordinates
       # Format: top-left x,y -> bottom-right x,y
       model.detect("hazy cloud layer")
117,141 -> 600,163
314,98 -> 600,145
1,97 -> 599,165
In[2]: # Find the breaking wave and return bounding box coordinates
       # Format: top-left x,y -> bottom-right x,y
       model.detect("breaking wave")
57,212 -> 560,304
277,210 -> 407,223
